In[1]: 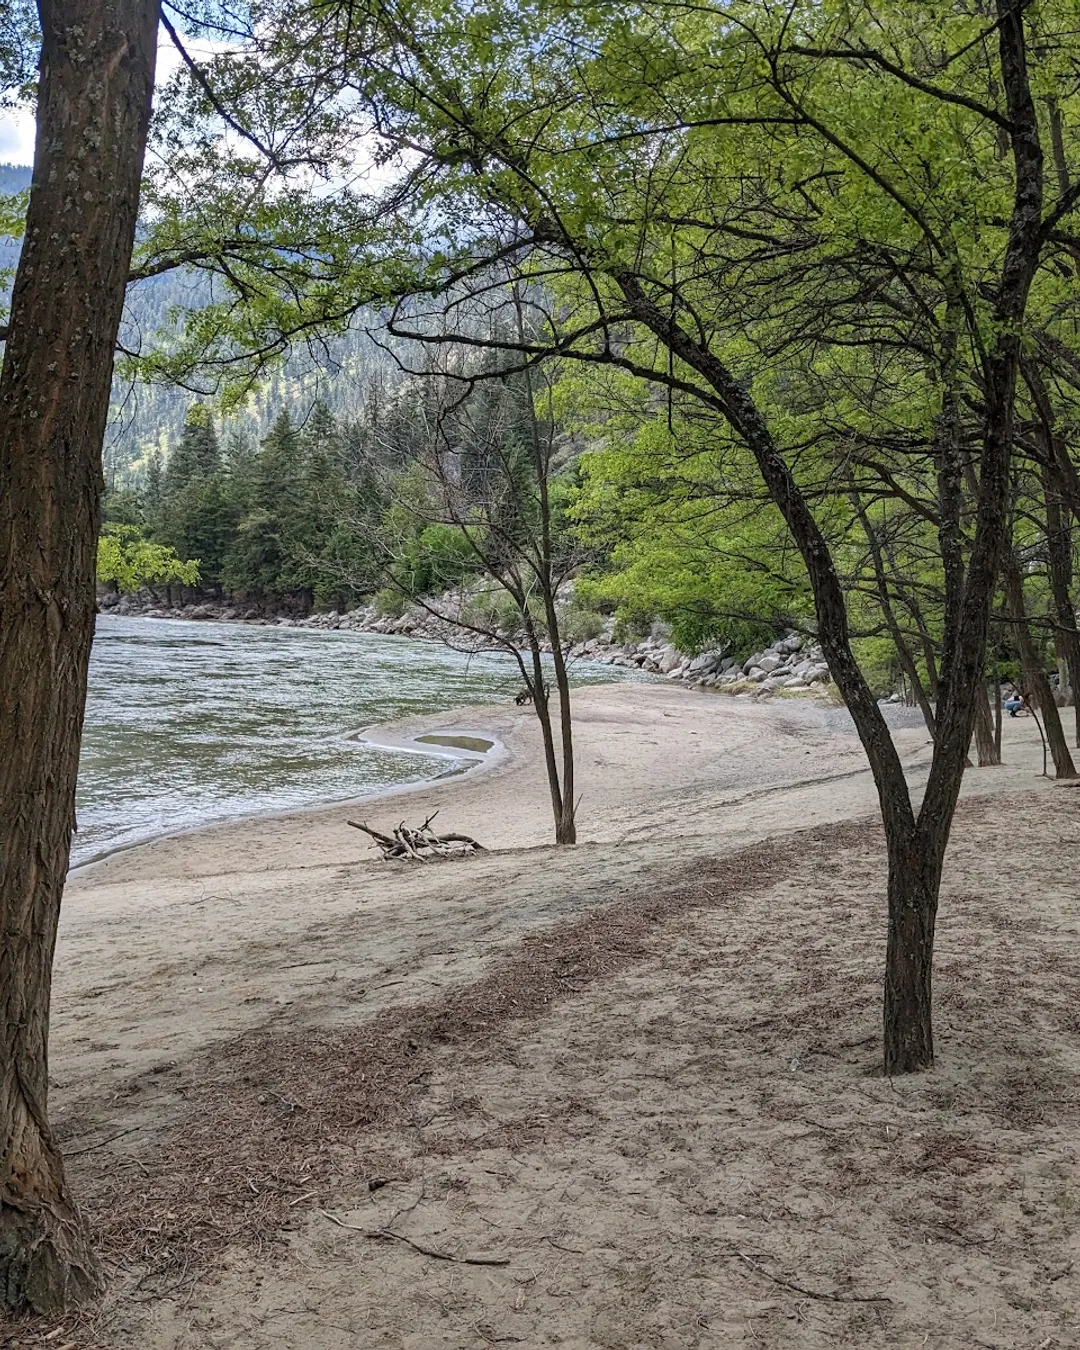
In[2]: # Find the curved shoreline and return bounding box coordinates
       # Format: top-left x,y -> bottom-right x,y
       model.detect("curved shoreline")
68,710 -> 516,879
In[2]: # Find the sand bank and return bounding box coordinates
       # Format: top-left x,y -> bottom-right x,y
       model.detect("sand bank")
34,684 -> 1078,1349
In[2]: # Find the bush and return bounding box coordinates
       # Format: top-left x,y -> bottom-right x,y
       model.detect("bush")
461,588 -> 524,637
560,599 -> 606,644
373,587 -> 406,618
402,524 -> 478,595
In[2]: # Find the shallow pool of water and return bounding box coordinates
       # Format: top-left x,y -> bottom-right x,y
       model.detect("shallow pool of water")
76,616 -> 642,865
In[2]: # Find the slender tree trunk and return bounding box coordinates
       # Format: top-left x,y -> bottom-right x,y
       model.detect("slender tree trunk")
973,682 -> 1001,766
0,0 -> 159,1313
994,652 -> 1004,759
1002,551 -> 1077,778
543,618 -> 577,844
1021,360 -> 1080,746
521,611 -> 566,835
1042,470 -> 1080,746
852,493 -> 937,737
513,284 -> 577,845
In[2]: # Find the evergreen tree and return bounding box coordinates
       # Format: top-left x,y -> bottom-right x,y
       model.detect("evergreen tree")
143,448 -> 164,529
163,403 -> 220,495
156,404 -> 232,585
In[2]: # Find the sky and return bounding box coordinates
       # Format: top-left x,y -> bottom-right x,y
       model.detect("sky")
0,33 -> 224,168
0,104 -> 33,164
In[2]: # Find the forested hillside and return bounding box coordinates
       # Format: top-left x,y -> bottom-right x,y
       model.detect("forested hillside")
0,162 -> 401,480
0,163 -> 30,195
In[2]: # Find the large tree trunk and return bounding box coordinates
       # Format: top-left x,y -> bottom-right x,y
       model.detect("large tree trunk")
0,0 -> 158,1314
883,824 -> 945,1074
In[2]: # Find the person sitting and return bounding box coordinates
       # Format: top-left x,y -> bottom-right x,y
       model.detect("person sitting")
1003,689 -> 1025,717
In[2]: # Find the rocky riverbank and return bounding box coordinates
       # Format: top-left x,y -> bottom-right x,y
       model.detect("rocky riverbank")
99,590 -> 836,696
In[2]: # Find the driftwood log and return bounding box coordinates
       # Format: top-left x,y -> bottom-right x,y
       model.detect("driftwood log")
347,811 -> 485,861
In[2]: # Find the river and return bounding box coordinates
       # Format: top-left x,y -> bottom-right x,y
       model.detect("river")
75,615 -> 642,865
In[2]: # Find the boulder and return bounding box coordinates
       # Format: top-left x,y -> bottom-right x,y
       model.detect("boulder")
756,654 -> 782,673
688,651 -> 721,675
658,644 -> 682,674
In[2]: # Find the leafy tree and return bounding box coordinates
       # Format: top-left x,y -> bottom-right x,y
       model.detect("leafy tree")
96,524 -> 200,593
355,345 -> 586,843
325,0 -> 1077,1070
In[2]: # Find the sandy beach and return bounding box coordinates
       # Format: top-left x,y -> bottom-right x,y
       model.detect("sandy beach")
17,684 -> 1080,1348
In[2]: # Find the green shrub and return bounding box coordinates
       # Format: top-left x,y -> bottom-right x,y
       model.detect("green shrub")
373,587 -> 405,618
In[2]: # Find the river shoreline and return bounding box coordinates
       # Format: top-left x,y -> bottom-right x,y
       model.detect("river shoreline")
78,614 -> 645,868
70,718 -> 509,878
98,590 -> 840,693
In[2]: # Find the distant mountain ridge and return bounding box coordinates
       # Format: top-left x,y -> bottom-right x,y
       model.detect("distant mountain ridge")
1,161 -> 397,481
0,163 -> 31,194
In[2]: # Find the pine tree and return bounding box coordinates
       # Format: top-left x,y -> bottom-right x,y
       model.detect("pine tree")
163,403 -> 220,496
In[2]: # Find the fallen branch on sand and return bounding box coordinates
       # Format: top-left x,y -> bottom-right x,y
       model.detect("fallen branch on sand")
347,811 -> 486,861
728,1250 -> 891,1304
318,1210 -> 509,1264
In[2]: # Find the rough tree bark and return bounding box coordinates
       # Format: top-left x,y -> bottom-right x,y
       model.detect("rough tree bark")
973,685 -> 1001,767
0,0 -> 159,1313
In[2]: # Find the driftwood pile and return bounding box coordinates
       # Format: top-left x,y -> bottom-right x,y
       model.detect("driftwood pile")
347,811 -> 485,862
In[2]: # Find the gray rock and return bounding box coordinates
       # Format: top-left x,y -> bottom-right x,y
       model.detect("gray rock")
687,651 -> 720,675
757,654 -> 782,673
658,644 -> 682,674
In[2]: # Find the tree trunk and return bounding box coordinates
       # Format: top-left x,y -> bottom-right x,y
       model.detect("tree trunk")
521,611 -> 567,838
883,825 -> 944,1074
541,604 -> 576,845
995,655 -> 1004,759
1042,470 -> 1080,746
515,285 -> 577,846
973,683 -> 1001,766
851,492 -> 937,738
1021,359 -> 1080,747
1002,552 -> 1077,779
0,0 -> 159,1314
